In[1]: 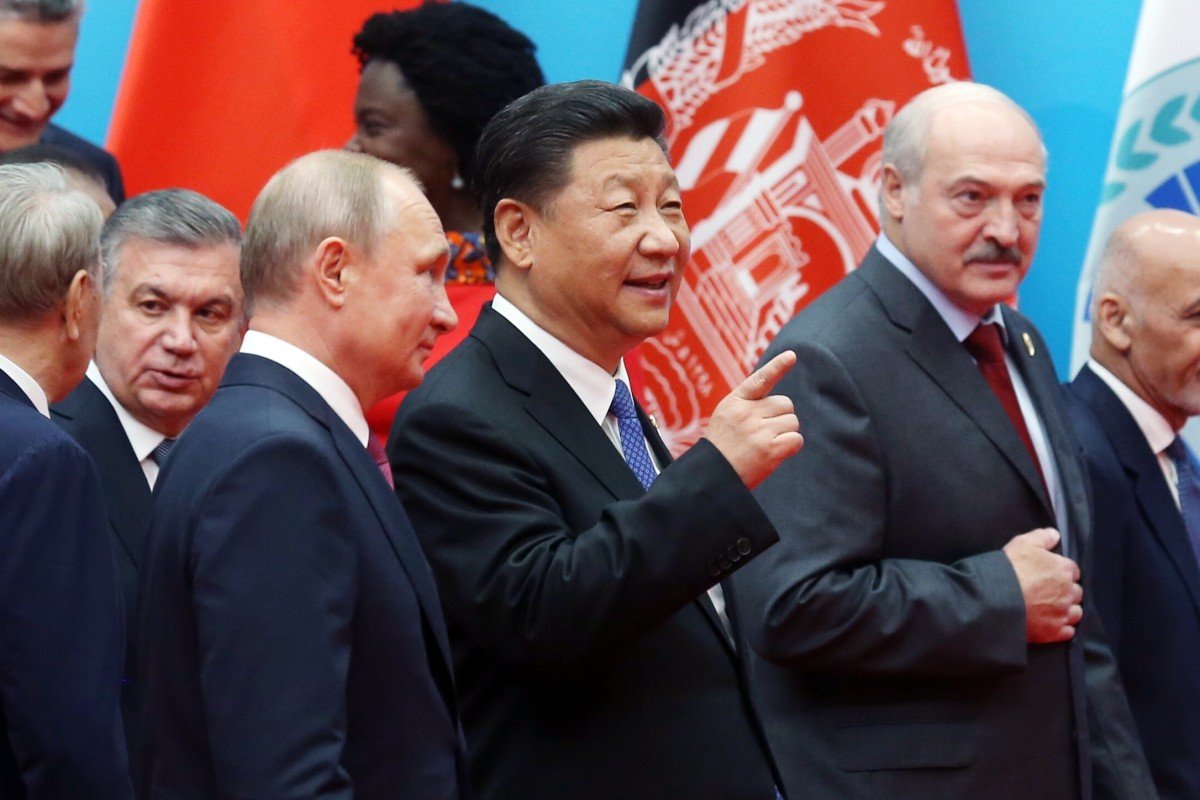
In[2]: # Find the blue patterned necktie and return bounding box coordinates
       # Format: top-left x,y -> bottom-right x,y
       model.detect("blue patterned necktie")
1166,436 -> 1200,567
150,437 -> 176,467
609,379 -> 657,490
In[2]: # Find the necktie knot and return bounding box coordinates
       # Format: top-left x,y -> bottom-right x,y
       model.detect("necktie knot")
1166,436 -> 1193,469
367,433 -> 394,489
151,437 -> 176,467
963,322 -> 1007,364
609,379 -> 640,422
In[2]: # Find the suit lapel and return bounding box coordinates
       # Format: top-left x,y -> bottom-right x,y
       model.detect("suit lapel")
856,252 -> 1051,512
1001,311 -> 1091,539
52,378 -> 152,566
1074,367 -> 1200,617
222,355 -> 458,694
476,307 -> 739,655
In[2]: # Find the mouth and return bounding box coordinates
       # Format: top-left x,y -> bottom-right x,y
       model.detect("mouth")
147,368 -> 200,389
623,272 -> 674,293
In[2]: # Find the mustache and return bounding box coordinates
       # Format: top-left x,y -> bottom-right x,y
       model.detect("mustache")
965,242 -> 1023,265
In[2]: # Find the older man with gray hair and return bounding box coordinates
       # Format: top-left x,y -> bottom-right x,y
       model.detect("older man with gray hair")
51,187 -> 244,750
0,0 -> 124,202
0,162 -> 133,799
136,150 -> 465,799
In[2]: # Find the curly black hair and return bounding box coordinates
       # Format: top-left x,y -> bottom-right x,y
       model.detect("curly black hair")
353,2 -> 545,185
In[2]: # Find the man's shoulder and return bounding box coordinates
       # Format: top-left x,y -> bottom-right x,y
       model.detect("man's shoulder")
0,401 -> 93,482
40,123 -> 118,168
51,376 -> 110,427
400,333 -> 512,419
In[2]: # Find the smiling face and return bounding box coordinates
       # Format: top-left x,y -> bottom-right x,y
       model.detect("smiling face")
883,100 -> 1046,317
518,136 -> 689,370
347,59 -> 458,223
94,239 -> 244,437
0,17 -> 77,151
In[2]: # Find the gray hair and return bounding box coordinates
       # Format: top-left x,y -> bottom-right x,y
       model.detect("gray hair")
0,0 -> 83,22
241,150 -> 411,313
881,81 -> 1045,185
100,188 -> 242,294
0,162 -> 102,321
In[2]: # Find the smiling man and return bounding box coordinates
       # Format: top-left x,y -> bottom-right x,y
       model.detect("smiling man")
389,80 -> 801,800
732,81 -> 1154,800
0,0 -> 124,203
51,188 -> 243,749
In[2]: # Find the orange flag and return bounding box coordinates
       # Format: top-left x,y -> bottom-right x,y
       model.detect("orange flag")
623,0 -> 970,454
108,1 -> 418,219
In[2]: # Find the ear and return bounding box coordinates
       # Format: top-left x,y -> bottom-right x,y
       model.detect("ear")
312,237 -> 351,309
62,269 -> 95,342
881,164 -> 906,222
493,198 -> 535,272
1095,292 -> 1133,353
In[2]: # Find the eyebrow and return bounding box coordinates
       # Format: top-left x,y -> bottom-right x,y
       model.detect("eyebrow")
131,284 -> 236,307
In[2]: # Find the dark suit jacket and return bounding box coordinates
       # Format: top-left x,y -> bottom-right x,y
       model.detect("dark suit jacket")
0,371 -> 132,800
135,353 -> 465,799
51,378 -> 149,713
39,123 -> 126,205
1065,365 -> 1200,799
732,247 -> 1154,800
389,306 -> 783,800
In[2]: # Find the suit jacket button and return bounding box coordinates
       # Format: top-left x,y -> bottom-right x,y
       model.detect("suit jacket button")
718,555 -> 733,571
736,537 -> 752,556
706,561 -> 722,577
726,545 -> 742,563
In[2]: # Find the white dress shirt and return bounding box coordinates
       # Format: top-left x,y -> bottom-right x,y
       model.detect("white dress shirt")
87,362 -> 170,487
240,330 -> 369,446
491,295 -> 730,622
0,352 -> 49,418
876,234 -> 1071,552
1086,359 -> 1181,507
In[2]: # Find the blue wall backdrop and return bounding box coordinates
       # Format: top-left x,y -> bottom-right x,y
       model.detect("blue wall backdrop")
60,0 -> 1141,376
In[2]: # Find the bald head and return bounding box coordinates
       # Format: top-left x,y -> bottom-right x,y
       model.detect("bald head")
1090,209 -> 1200,429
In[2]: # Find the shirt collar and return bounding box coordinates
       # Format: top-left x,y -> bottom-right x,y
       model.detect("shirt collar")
875,233 -> 1006,343
87,361 -> 167,461
240,330 -> 369,446
0,352 -> 49,417
1086,359 -> 1178,455
492,294 -> 630,425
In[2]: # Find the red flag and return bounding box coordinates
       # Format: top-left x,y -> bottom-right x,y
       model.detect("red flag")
624,0 -> 969,453
108,0 -> 419,220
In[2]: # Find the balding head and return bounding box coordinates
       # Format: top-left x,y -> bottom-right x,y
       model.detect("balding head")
243,149 -> 457,407
1090,209 -> 1200,429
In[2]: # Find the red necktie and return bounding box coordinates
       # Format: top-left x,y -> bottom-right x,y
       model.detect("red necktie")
367,433 -> 394,489
962,323 -> 1047,493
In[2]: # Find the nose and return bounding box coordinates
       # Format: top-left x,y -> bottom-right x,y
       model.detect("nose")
431,281 -> 458,336
161,310 -> 199,356
11,80 -> 52,120
638,211 -> 686,261
983,199 -> 1020,248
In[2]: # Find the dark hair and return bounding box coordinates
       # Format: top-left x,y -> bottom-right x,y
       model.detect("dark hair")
353,1 -> 544,187
473,80 -> 668,265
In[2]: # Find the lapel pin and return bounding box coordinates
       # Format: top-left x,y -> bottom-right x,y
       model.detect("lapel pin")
1022,332 -> 1036,357
649,415 -> 660,430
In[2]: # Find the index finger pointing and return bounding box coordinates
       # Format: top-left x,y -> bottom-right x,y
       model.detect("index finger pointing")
735,350 -> 797,400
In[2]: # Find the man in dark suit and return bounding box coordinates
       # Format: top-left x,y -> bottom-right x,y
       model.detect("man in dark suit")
732,82 -> 1155,800
51,188 -> 243,743
1065,208 -> 1200,799
0,162 -> 132,799
0,0 -> 124,203
136,150 -> 466,799
390,80 -> 802,800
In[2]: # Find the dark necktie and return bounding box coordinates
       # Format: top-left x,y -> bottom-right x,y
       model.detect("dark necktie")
151,437 -> 176,467
962,322 -> 1047,492
367,433 -> 394,489
609,379 -> 657,491
1165,437 -> 1200,567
